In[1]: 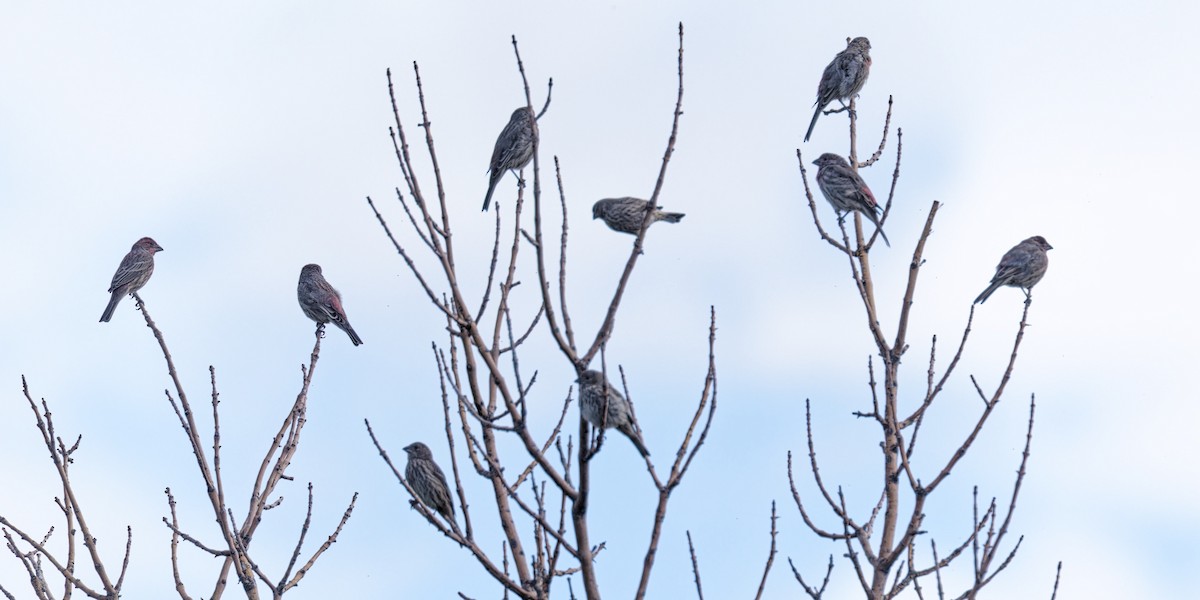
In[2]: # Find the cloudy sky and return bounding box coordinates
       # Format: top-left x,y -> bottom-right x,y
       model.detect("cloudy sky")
2,1 -> 1197,598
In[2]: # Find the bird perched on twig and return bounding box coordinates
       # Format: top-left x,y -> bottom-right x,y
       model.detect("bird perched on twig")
578,369 -> 650,457
974,236 -> 1053,304
99,237 -> 163,322
297,264 -> 363,346
804,37 -> 872,142
403,442 -> 455,524
482,106 -> 538,212
592,197 -> 685,235
813,152 -> 890,247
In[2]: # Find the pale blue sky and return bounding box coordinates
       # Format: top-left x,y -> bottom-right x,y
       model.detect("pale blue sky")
1,1 -> 1197,598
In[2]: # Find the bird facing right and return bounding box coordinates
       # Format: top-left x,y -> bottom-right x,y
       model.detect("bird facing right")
297,264 -> 363,346
812,152 -> 890,247
403,442 -> 455,523
974,236 -> 1053,304
592,197 -> 685,235
99,236 -> 164,322
577,369 -> 650,457
482,106 -> 538,212
804,36 -> 872,142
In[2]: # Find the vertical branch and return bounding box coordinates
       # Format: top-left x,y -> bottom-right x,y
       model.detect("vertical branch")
580,23 -> 686,366
791,44 -> 1050,597
571,411 -> 598,599
634,307 -> 718,599
753,502 -> 779,600
686,531 -> 705,600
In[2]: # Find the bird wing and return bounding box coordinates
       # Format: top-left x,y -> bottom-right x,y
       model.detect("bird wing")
108,252 -> 152,292
851,170 -> 878,210
838,52 -> 865,87
991,244 -> 1034,281
322,295 -> 351,324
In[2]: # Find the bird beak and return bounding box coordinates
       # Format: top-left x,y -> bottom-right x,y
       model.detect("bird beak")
156,245 -> 165,251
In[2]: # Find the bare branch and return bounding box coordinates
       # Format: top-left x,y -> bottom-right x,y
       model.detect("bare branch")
753,502 -> 779,600
580,22 -> 686,367
686,531 -> 705,600
789,554 -> 834,600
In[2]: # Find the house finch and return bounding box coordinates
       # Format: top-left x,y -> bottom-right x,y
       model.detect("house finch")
297,264 -> 363,346
578,369 -> 650,457
974,236 -> 1053,304
403,442 -> 455,523
482,106 -> 538,212
99,236 -> 164,322
813,152 -> 890,247
592,197 -> 685,235
804,37 -> 872,142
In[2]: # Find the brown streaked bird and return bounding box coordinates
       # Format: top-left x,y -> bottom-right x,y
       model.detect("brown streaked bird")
577,369 -> 650,457
813,152 -> 890,247
592,197 -> 685,235
403,442 -> 455,523
297,264 -> 363,346
804,36 -> 872,142
482,107 -> 538,212
974,236 -> 1053,304
99,237 -> 163,322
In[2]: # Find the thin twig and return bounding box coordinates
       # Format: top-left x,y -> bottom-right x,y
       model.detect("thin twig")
686,531 -> 705,600
753,501 -> 779,600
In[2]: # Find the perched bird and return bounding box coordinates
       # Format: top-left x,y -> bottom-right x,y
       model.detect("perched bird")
974,236 -> 1053,304
482,107 -> 538,212
297,264 -> 363,346
813,153 -> 890,247
99,237 -> 164,322
804,37 -> 872,142
403,442 -> 455,522
577,369 -> 650,457
592,197 -> 685,235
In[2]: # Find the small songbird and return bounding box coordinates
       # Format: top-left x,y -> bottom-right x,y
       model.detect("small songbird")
813,152 -> 890,247
482,107 -> 538,212
592,197 -> 685,235
403,442 -> 455,523
297,264 -> 363,346
804,37 -> 872,142
974,236 -> 1053,304
99,237 -> 164,322
577,369 -> 650,457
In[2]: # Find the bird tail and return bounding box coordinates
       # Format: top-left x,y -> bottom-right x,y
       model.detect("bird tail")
482,174 -> 501,212
974,281 -> 1002,304
804,104 -> 823,142
99,291 -> 122,322
659,212 -> 685,224
863,210 -> 891,248
341,323 -> 364,346
622,424 -> 651,457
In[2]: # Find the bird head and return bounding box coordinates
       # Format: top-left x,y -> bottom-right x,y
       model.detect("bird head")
135,237 -> 164,253
511,106 -> 534,123
1028,236 -> 1053,251
849,37 -> 871,51
578,370 -> 604,385
813,153 -> 848,169
403,442 -> 433,459
301,264 -> 323,276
